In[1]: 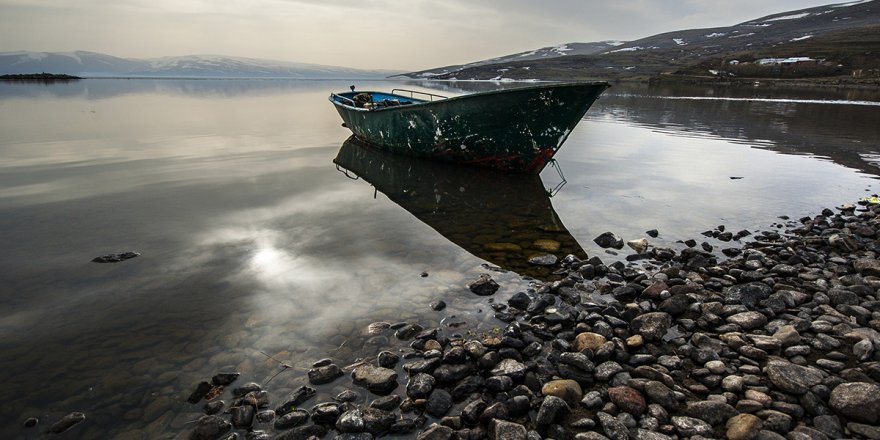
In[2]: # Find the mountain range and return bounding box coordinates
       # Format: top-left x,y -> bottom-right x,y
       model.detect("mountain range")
0,51 -> 400,79
399,0 -> 880,81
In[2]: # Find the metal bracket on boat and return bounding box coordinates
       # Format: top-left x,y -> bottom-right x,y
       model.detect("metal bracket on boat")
335,164 -> 360,181
546,159 -> 567,197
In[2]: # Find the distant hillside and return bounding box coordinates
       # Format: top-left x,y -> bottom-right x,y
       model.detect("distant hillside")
401,0 -> 880,82
0,51 -> 400,79
398,41 -> 626,78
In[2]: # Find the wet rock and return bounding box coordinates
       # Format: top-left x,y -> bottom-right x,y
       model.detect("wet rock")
92,251 -> 139,263
627,238 -> 649,254
595,361 -> 624,381
594,232 -> 624,249
644,381 -> 678,410
276,386 -> 316,414
430,300 -> 446,311
336,409 -> 365,433
212,372 -> 240,386
426,389 -> 453,417
311,402 -> 342,425
352,365 -> 398,395
23,417 -> 38,428
274,409 -> 309,429
308,363 -> 343,385
829,382 -> 880,424
361,408 -> 395,435
432,363 -> 473,383
48,412 -> 86,434
847,423 -> 880,439
489,358 -> 527,380
275,424 -> 327,440
230,405 -> 255,429
255,410 -> 275,423
630,312 -> 672,341
204,400 -> 225,415
188,381 -> 214,404
232,382 -> 262,398
377,351 -> 400,368
726,414 -> 763,440
467,274 -> 500,296
461,400 -> 488,427
407,373 -> 436,399
190,415 -> 231,440
765,359 -> 823,395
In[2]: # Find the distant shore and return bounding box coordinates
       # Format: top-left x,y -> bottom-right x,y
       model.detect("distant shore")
0,73 -> 82,81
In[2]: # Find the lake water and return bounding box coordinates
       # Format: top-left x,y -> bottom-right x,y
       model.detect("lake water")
0,79 -> 878,439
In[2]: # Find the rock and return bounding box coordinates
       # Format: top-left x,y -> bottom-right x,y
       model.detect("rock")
336,409 -> 365,433
644,381 -> 678,410
276,386 -> 316,414
726,414 -> 763,440
426,389 -> 453,417
275,424 -> 327,440
461,400 -> 488,427
528,254 -> 558,266
212,372 -> 241,386
416,424 -> 454,440
597,412 -> 629,440
231,405 -> 255,429
646,229 -> 659,238
772,326 -> 800,347
308,363 -> 343,385
536,396 -> 569,425
765,359 -> 823,395
430,300 -> 446,311
274,409 -> 309,429
627,238 -> 649,254
48,412 -> 86,434
377,351 -> 400,368
351,365 -> 398,395
467,274 -> 499,296
725,283 -> 772,309
361,408 -> 395,435
91,251 -> 139,263
847,422 -> 880,439
630,312 -> 672,341
407,373 -> 436,399
542,379 -> 583,407
595,361 -> 624,381
490,358 -> 527,380
23,417 -> 38,428
492,420 -> 527,440
311,402 -> 342,425
608,386 -> 646,415
829,382 -> 880,424
594,232 -> 624,249
190,415 -> 231,440
255,410 -> 275,423
188,381 -> 214,404
533,239 -> 561,252
854,258 -> 880,276
671,416 -> 713,437
684,400 -> 737,425
726,311 -> 767,330
574,332 -> 607,351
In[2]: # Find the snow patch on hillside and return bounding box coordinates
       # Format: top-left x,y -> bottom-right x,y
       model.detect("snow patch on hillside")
764,12 -> 811,21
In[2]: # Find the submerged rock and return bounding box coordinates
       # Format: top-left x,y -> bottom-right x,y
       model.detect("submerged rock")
91,251 -> 139,263
48,412 -> 85,434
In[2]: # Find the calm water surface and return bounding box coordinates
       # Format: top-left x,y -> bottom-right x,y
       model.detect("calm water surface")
0,79 -> 878,438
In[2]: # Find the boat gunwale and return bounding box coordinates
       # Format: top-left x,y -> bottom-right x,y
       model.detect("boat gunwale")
328,81 -> 611,113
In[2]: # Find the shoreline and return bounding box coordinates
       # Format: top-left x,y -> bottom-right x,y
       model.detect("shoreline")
167,198 -> 880,440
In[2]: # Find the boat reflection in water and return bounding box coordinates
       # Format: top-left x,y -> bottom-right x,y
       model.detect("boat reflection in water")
333,136 -> 587,280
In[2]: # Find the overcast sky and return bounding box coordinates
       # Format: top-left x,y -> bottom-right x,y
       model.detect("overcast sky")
0,0 -> 852,70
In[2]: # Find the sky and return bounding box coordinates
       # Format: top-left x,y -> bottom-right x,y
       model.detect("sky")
0,0 -> 855,71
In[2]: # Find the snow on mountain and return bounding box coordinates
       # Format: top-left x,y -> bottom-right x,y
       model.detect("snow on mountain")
0,51 -> 399,78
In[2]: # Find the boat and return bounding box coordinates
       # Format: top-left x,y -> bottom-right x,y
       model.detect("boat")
329,82 -> 610,174
333,136 -> 587,279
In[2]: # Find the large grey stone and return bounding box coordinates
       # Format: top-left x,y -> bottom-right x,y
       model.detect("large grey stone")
829,382 -> 880,424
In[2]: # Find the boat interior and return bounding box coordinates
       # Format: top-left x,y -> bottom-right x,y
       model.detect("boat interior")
330,88 -> 448,110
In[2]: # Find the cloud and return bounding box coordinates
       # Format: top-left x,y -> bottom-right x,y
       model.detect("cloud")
0,0 -> 851,70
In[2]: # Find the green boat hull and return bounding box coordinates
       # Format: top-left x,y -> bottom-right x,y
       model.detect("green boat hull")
333,136 -> 587,279
330,82 -> 609,174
